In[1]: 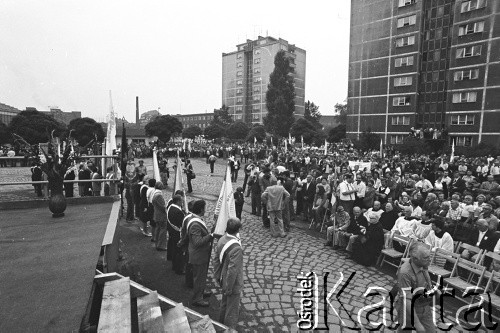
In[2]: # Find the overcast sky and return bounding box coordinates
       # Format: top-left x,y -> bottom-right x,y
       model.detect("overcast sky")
0,0 -> 350,123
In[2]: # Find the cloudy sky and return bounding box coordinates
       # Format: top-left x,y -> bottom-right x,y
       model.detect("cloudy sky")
0,0 -> 350,122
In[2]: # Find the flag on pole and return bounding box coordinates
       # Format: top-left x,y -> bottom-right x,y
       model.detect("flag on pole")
301,135 -> 304,148
284,138 -> 288,151
183,139 -> 186,151
324,139 -> 328,156
173,150 -> 188,212
188,139 -> 192,152
56,137 -> 61,157
289,133 -> 292,144
379,138 -> 384,158
106,90 -> 117,156
270,136 -> 273,147
450,140 -> 455,163
152,148 -> 161,182
214,166 -> 236,236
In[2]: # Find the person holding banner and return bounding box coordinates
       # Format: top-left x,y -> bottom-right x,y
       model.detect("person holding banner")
187,200 -> 214,307
213,217 -> 243,329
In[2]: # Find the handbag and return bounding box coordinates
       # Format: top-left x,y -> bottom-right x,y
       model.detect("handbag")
190,172 -> 196,179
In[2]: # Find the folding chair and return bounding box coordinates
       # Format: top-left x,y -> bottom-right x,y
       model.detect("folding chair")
319,204 -> 332,233
378,234 -> 411,269
456,242 -> 484,263
443,258 -> 486,300
476,270 -> 500,323
427,248 -> 460,281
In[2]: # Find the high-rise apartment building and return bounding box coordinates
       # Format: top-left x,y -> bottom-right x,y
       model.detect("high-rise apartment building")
347,0 -> 500,147
222,36 -> 306,125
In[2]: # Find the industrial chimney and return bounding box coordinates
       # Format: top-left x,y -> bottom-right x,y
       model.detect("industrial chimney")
136,96 -> 140,128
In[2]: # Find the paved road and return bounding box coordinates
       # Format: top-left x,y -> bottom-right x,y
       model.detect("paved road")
0,157 -> 469,332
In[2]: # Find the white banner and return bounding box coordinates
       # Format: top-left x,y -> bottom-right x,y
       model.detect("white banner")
214,166 -> 236,236
348,161 -> 372,172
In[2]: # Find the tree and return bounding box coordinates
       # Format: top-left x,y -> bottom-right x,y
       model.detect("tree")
8,109 -> 66,144
263,50 -> 296,137
353,128 -> 380,151
0,122 -> 11,144
67,117 -> 105,146
327,124 -> 346,143
304,100 -> 321,129
227,121 -> 249,140
212,105 -> 233,127
145,115 -> 183,142
182,126 -> 202,139
245,124 -> 266,142
204,124 -> 226,140
290,118 -> 319,144
333,102 -> 347,125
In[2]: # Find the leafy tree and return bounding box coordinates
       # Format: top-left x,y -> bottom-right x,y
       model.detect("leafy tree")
145,115 -> 183,142
353,128 -> 380,151
333,102 -> 347,125
227,121 -> 249,140
212,105 -> 233,127
0,121 -> 11,144
246,124 -> 266,142
182,126 -> 202,139
8,109 -> 66,144
67,117 -> 105,146
290,118 -> 318,144
304,101 -> 321,128
327,124 -> 346,143
204,124 -> 226,140
263,50 -> 295,136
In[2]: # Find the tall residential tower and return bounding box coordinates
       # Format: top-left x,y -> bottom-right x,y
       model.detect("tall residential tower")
347,0 -> 500,147
222,36 -> 306,125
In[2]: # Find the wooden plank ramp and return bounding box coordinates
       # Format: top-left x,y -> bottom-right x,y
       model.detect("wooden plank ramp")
98,277 -> 131,333
137,291 -> 164,333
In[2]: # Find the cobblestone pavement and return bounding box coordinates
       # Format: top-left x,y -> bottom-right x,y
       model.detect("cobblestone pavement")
0,158 -> 478,331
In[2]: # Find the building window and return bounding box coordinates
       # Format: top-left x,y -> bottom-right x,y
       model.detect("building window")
395,56 -> 414,67
395,35 -> 416,47
254,49 -> 261,55
237,79 -> 243,85
254,77 -> 262,83
452,91 -> 478,103
458,21 -> 485,36
456,45 -> 482,58
253,86 -> 260,92
461,0 -> 487,13
253,95 -> 261,102
450,115 -> 474,125
253,114 -> 260,120
398,0 -> 416,7
433,50 -> 441,61
451,136 -> 473,147
393,96 -> 411,106
254,68 -> 261,74
397,15 -> 417,28
237,62 -> 243,68
454,69 -> 480,81
236,89 -> 243,95
436,6 -> 444,17
253,105 -> 260,111
391,116 -> 411,125
236,71 -> 243,77
394,76 -> 413,86
236,97 -> 243,104
254,58 -> 261,64
236,106 -> 243,112
432,72 -> 439,82
390,135 -> 406,144
237,53 -> 242,59
236,114 -> 242,120
435,28 -> 442,39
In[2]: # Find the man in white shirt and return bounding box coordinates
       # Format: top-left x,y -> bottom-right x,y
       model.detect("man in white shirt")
363,201 -> 383,221
354,173 -> 366,209
338,174 -> 357,214
391,207 -> 417,238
